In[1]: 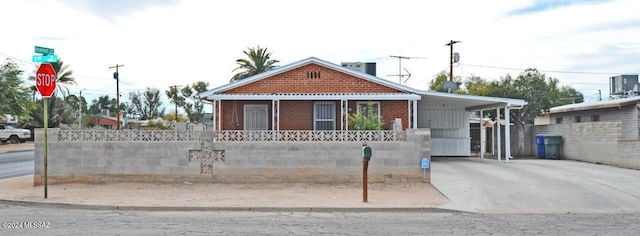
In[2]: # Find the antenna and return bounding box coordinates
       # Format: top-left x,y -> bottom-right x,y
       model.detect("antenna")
389,55 -> 426,84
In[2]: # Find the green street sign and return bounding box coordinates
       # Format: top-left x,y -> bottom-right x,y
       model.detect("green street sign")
32,54 -> 58,63
35,46 -> 54,55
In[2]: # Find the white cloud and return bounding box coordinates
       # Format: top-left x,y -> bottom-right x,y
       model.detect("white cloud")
1,0 -> 638,106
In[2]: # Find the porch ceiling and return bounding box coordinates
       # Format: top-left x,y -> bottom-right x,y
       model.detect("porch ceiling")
418,91 -> 527,111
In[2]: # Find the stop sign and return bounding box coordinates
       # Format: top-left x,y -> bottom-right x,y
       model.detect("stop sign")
36,63 -> 57,98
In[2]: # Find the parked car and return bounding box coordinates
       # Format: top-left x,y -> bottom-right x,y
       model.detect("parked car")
0,124 -> 31,144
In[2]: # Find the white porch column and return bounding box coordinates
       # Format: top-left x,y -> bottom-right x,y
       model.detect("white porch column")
341,99 -> 348,131
211,100 -> 216,131
505,104 -> 511,163
217,100 -> 222,131
412,99 -> 418,129
272,99 -> 280,131
497,107 -> 502,162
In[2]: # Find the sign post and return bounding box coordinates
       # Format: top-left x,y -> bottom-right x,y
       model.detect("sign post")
36,63 -> 57,199
362,143 -> 372,202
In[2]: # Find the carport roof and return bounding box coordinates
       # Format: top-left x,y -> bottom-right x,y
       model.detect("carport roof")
416,90 -> 527,111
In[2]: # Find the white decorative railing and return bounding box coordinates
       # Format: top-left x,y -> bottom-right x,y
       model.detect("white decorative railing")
58,130 -> 406,142
58,130 -> 202,142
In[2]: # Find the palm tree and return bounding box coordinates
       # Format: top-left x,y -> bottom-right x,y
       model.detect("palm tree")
230,46 -> 279,82
29,59 -> 77,100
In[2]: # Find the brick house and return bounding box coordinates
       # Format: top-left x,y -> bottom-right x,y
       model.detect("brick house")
88,116 -> 119,129
199,57 -> 421,131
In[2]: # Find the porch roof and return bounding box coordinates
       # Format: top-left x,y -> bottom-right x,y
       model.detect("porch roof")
202,93 -> 421,101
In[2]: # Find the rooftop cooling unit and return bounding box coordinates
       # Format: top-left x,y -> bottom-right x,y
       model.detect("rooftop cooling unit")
609,75 -> 639,96
341,62 -> 376,76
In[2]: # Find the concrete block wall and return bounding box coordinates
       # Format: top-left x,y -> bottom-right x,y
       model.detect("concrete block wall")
533,122 -> 640,169
34,128 -> 431,185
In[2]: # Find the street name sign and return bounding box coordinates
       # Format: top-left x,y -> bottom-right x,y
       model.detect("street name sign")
32,55 -> 59,63
34,46 -> 54,55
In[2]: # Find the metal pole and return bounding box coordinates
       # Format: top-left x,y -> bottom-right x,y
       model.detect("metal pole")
44,98 -> 48,199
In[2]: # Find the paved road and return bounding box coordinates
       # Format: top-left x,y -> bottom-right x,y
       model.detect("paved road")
1,204 -> 639,235
432,157 -> 640,213
0,151 -> 34,179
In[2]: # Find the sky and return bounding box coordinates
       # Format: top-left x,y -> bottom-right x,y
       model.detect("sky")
1,0 -> 639,111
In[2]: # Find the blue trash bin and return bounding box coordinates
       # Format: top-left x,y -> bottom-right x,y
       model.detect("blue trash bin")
536,134 -> 546,159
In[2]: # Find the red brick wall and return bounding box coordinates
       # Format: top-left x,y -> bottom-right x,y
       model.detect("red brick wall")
279,101 -> 313,130
225,64 -> 401,94
218,100 -> 409,130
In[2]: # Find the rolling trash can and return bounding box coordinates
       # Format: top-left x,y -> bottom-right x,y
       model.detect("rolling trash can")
543,135 -> 562,159
536,134 -> 546,159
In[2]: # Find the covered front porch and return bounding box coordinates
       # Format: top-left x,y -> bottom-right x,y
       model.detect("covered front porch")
204,93 -> 421,131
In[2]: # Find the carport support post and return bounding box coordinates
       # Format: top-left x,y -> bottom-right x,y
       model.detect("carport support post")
480,110 -> 484,159
505,105 -> 511,163
496,108 -> 501,162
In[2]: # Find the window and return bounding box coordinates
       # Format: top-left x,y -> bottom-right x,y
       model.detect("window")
591,114 -> 600,121
574,116 -> 581,123
555,117 -> 563,124
314,101 -> 335,130
244,104 -> 268,130
357,102 -> 380,117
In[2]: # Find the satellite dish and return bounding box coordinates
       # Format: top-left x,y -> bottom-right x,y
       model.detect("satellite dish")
443,81 -> 459,93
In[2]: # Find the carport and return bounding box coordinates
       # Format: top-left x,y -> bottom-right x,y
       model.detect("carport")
416,91 -> 527,161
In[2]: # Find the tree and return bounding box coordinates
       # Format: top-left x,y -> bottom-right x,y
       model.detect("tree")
129,87 -> 164,120
88,95 -> 117,116
0,59 -> 33,119
26,97 -> 74,128
230,45 -> 279,82
181,81 -> 209,123
462,69 -> 583,156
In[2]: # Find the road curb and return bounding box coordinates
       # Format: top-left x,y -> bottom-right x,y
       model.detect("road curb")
0,199 -> 464,213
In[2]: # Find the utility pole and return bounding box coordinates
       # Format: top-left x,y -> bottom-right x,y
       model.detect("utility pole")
389,55 -> 425,84
445,40 -> 460,81
109,64 -> 124,130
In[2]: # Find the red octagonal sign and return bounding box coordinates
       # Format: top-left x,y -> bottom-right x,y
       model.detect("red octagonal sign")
36,63 -> 57,98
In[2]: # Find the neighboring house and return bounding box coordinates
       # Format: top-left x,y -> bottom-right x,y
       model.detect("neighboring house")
89,116 -> 119,129
200,57 -> 527,158
533,96 -> 640,169
548,96 -> 640,140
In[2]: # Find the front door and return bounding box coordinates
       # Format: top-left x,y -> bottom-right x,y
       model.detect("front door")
244,104 -> 268,130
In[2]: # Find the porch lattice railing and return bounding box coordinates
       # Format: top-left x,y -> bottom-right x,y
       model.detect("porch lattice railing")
57,130 -> 407,142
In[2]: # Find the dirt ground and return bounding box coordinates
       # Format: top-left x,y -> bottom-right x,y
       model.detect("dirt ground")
0,176 -> 449,209
0,141 -> 34,154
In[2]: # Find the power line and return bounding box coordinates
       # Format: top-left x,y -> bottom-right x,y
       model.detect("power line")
463,64 -> 636,75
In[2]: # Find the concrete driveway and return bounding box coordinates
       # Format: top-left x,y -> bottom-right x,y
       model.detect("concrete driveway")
431,157 -> 640,213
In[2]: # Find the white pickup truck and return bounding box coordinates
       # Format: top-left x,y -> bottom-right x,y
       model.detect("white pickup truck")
0,124 -> 31,144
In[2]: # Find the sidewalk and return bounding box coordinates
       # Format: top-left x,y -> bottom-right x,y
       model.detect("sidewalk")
0,175 -> 450,211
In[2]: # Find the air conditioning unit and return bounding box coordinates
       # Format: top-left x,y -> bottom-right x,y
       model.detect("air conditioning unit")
341,62 -> 376,76
609,75 -> 639,96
